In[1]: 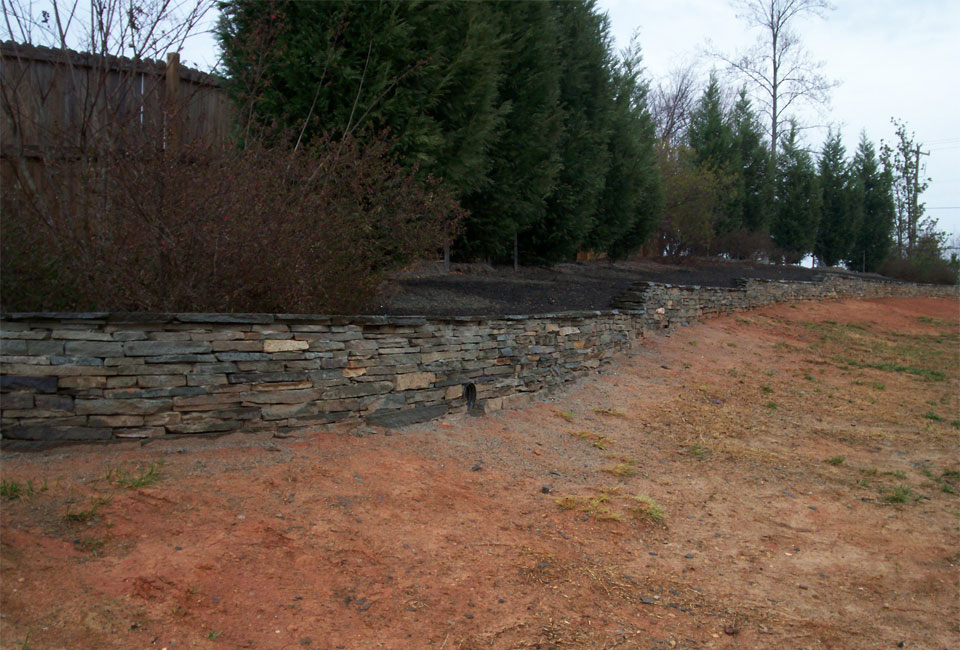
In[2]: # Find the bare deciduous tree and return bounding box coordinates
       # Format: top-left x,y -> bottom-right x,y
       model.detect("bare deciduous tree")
715,0 -> 837,160
651,62 -> 700,150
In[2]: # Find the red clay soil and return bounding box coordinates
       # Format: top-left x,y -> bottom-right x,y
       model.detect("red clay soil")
2,297 -> 958,650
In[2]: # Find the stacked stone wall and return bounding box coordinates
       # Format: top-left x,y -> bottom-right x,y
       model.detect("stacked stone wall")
2,272 -> 954,447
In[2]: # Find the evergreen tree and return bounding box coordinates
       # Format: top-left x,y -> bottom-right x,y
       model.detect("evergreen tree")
588,38 -> 663,259
687,73 -> 739,239
528,0 -> 614,263
459,2 -> 563,262
218,1 -> 505,194
814,130 -> 856,267
730,88 -> 771,234
688,73 -> 733,171
846,133 -> 894,272
772,123 -> 820,263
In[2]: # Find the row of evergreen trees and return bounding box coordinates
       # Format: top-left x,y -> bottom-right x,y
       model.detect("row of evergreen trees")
219,0 -> 911,273
219,0 -> 661,265
677,74 -> 895,270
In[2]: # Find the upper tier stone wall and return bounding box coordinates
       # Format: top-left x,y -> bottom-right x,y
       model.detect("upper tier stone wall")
1,272 -> 955,449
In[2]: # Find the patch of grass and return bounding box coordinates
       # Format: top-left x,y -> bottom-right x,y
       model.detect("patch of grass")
556,410 -> 576,423
556,495 -> 586,510
105,462 -> 164,489
825,456 -> 846,466
603,453 -> 637,465
556,492 -> 625,521
590,505 -> 624,521
852,379 -> 886,390
727,342 -> 737,348
75,536 -> 106,556
1,478 -> 48,500
687,444 -> 709,459
760,384 -> 773,394
602,463 -> 638,478
688,340 -> 698,347
633,495 -> 666,522
951,420 -> 960,429
63,496 -> 112,523
882,485 -> 914,504
208,630 -> 223,641
923,412 -> 944,422
860,467 -> 878,477
835,356 -> 946,382
593,408 -> 625,418
765,401 -> 778,410
857,478 -> 871,488
803,372 -> 815,382
883,470 -> 907,480
1,479 -> 24,500
570,430 -> 613,449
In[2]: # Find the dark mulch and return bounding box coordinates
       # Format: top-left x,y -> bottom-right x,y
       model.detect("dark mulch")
367,258 -> 869,317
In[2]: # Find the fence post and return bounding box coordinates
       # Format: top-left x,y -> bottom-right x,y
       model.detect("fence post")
165,52 -> 182,153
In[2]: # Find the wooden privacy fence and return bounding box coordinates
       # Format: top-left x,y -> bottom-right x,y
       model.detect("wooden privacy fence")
0,40 -> 235,158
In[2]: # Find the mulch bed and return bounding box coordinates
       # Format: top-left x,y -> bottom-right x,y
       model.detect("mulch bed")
367,258 -> 871,317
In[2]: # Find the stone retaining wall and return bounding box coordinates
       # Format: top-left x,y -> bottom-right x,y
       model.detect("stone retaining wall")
1,272 -> 955,448
613,272 -> 956,330
0,312 -> 639,448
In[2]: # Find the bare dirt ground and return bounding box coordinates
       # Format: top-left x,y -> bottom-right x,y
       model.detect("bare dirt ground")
2,297 -> 958,650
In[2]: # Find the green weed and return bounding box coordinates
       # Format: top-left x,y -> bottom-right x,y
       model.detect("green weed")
923,412 -> 944,422
634,495 -> 666,522
105,462 -> 164,489
825,456 -> 845,466
602,463 -> 637,478
688,444 -> 709,459
64,496 -> 112,523
882,485 -> 913,504
1,478 -> 48,500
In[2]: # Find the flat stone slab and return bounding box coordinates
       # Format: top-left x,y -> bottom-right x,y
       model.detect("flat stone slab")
365,404 -> 448,429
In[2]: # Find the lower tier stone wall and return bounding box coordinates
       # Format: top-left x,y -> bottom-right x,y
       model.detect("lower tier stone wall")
1,272 -> 955,448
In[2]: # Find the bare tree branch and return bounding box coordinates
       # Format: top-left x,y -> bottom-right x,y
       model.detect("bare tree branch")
712,0 -> 838,160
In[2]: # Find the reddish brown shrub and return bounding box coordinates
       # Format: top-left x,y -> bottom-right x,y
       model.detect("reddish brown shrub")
1,133 -> 463,313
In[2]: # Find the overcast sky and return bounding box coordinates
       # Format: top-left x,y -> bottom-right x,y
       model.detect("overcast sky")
174,0 -> 959,243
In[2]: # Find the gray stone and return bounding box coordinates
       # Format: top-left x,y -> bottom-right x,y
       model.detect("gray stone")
0,375 -> 58,393
64,341 -> 123,357
124,341 -> 213,356
26,340 -> 65,355
143,354 -> 217,363
215,352 -> 272,361
365,404 -> 448,428
165,420 -> 241,434
4,425 -> 113,440
322,382 -> 393,400
34,394 -> 73,410
240,389 -> 321,405
1,392 -> 34,409
229,371 -> 308,384
75,398 -> 172,415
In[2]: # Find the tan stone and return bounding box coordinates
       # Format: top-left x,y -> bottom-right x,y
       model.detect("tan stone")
444,385 -> 463,400
343,367 -> 367,378
263,339 -> 309,353
395,372 -> 436,391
